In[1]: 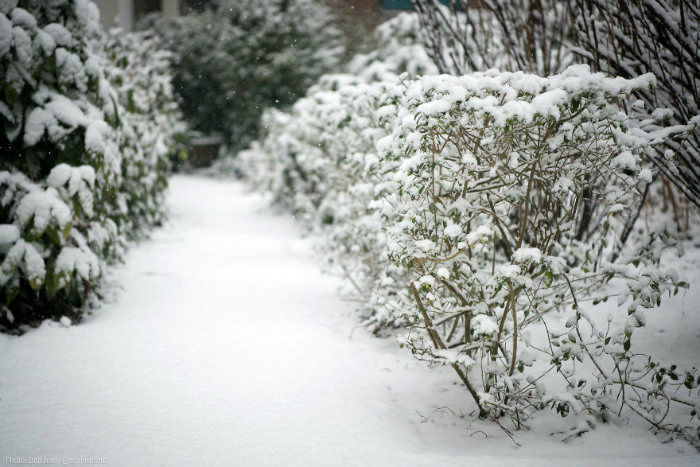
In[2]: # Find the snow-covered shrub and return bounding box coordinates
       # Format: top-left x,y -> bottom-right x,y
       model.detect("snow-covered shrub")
0,1 -> 180,328
241,11 -> 442,210
382,65 -> 697,438
101,28 -> 187,232
346,12 -> 438,81
148,0 -> 343,151
241,10 -> 440,194
415,0 -> 699,230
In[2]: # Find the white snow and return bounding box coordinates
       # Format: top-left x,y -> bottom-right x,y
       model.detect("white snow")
416,238 -> 436,252
639,168 -> 653,183
35,28 -> 56,55
47,163 -> 72,188
44,94 -> 87,127
0,1 -> 17,16
10,7 -> 35,29
530,89 -> 567,117
472,314 -> 499,336
444,223 -> 462,238
15,188 -> 72,233
466,224 -> 493,245
22,240 -> 45,283
417,98 -> 451,116
11,23 -> 31,63
436,267 -> 450,280
434,348 -> 476,367
85,120 -> 110,155
612,151 -> 638,171
43,22 -> 72,48
0,14 -> 12,58
0,223 -> 19,244
0,239 -> 45,286
513,247 -> 543,264
0,176 -> 697,466
23,107 -> 54,145
55,245 -> 99,285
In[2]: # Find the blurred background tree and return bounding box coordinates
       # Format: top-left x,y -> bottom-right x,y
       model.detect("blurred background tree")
142,0 -> 344,151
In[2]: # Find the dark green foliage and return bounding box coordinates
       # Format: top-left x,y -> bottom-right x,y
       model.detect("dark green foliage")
0,1 -> 183,330
145,0 -> 343,151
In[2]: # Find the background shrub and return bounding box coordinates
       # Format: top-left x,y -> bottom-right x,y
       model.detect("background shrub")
147,0 -> 344,152
101,27 -> 188,225
345,11 -> 439,81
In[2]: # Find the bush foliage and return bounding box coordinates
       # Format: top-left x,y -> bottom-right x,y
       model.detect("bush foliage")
384,68 -> 695,437
147,0 -> 343,151
0,0 -> 184,329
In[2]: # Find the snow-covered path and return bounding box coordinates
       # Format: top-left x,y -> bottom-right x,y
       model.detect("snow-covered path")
1,176 -> 697,466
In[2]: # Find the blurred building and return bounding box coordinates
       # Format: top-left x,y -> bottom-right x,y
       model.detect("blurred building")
93,0 -> 219,31
327,1 -> 477,16
93,0 -> 180,31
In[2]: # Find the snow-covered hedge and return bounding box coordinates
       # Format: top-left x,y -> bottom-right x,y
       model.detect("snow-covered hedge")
346,12 -> 438,82
243,54 -> 698,437
101,28 -> 187,231
148,0 -> 343,151
383,66 -> 697,438
0,1 -> 183,328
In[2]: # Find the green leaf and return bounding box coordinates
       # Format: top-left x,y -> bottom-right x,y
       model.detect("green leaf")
5,282 -> 18,304
29,274 -> 44,291
543,270 -> 553,287
45,267 -> 61,301
571,97 -> 580,112
61,222 -> 73,240
45,227 -> 62,246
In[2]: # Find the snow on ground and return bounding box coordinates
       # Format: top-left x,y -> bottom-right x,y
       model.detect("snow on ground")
0,175 -> 697,466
